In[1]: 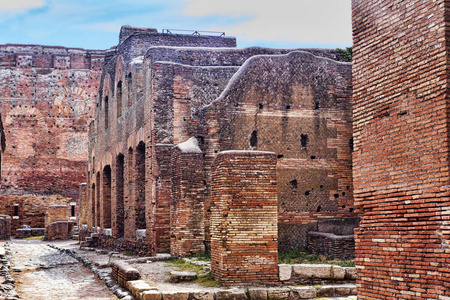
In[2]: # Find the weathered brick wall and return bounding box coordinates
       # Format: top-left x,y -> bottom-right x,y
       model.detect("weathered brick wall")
0,194 -> 71,232
201,51 -> 354,251
79,183 -> 88,225
87,25 -> 355,257
352,0 -> 450,298
170,138 -> 205,257
45,205 -> 68,227
210,151 -> 278,285
149,144 -> 173,253
0,44 -> 104,199
0,215 -> 11,240
46,221 -> 74,241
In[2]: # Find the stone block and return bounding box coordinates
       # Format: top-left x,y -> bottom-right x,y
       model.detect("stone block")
169,271 -> 197,282
292,264 -> 331,278
267,288 -> 290,299
290,287 -> 316,299
344,267 -> 357,280
190,291 -> 214,300
161,291 -> 189,300
335,284 -> 354,296
141,290 -> 162,300
332,265 -> 345,279
316,286 -> 335,297
126,280 -> 155,298
214,290 -> 248,300
278,264 -> 291,281
247,288 -> 267,300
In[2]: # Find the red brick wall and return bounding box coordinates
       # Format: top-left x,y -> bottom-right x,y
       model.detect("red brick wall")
202,51 -> 354,251
0,45 -> 104,199
352,0 -> 450,298
170,139 -> 205,257
149,144 -> 173,253
45,205 -> 68,227
0,194 -> 71,232
210,151 -> 278,285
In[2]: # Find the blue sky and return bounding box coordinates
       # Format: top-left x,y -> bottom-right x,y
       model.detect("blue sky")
0,0 -> 352,50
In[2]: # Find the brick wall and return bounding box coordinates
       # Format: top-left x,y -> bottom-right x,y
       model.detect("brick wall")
0,194 -> 72,232
0,45 -> 104,199
201,51 -> 354,251
352,0 -> 450,298
0,215 -> 11,240
170,138 -> 205,257
210,151 -> 278,285
45,205 -> 68,226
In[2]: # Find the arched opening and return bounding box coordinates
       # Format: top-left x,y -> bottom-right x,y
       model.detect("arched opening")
103,165 -> 112,229
300,134 -> 308,149
96,172 -> 100,230
117,81 -> 123,118
135,142 -> 146,230
116,154 -> 125,238
250,130 -> 258,148
127,72 -> 132,107
104,96 -> 109,129
91,183 -> 95,228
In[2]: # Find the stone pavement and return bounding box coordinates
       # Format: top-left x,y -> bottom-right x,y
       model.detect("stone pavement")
50,240 -> 357,300
0,239 -> 357,300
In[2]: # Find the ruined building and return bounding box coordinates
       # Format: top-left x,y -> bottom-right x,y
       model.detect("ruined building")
84,26 -> 355,257
353,0 -> 450,298
0,44 -> 104,231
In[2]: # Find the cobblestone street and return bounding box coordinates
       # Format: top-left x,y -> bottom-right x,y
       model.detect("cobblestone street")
8,240 -> 115,300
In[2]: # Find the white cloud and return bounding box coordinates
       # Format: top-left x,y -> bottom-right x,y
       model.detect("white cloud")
0,0 -> 45,12
183,0 -> 352,46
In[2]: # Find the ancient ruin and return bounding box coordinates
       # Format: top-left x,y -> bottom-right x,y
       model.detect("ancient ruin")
0,44 -> 104,234
81,26 -> 355,284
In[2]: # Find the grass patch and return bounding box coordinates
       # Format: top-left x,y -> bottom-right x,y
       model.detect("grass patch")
166,258 -> 205,273
166,258 -> 221,287
194,251 -> 211,262
195,271 -> 222,287
278,250 -> 355,267
22,235 -> 44,240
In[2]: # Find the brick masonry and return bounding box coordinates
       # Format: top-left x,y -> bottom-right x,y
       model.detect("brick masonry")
85,26 -> 355,259
210,151 -> 278,285
352,0 -> 450,298
0,194 -> 72,232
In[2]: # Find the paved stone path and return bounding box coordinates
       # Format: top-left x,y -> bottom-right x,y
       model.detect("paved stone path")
9,239 -> 115,300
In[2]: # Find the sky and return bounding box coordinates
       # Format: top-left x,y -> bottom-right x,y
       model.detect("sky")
0,0 -> 352,50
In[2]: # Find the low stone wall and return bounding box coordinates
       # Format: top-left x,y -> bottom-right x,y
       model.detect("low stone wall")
15,227 -> 44,239
307,231 -> 355,259
279,263 -> 356,285
97,234 -> 153,256
111,261 -> 140,287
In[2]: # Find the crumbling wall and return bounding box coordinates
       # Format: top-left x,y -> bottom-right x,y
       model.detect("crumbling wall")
352,0 -> 450,298
0,44 -> 104,199
210,151 -> 278,285
201,51 -> 354,251
87,26 -> 355,257
0,194 -> 72,232
0,215 -> 11,240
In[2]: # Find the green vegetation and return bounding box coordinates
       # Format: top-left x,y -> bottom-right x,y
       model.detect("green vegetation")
278,250 -> 355,267
22,235 -> 44,240
337,46 -> 353,61
166,258 -> 221,287
194,251 -> 211,261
